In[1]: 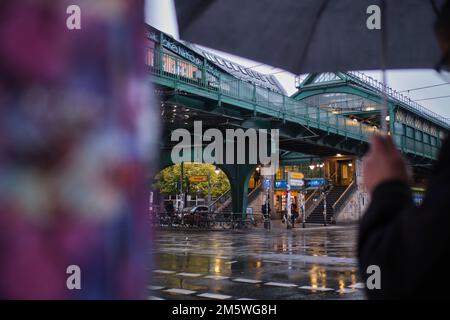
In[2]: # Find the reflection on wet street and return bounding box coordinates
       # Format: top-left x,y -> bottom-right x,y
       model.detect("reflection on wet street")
149,224 -> 365,300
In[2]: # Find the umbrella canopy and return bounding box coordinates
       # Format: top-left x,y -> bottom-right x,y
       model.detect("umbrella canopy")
174,0 -> 445,74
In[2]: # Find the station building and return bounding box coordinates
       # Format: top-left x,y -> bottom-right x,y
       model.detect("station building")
147,24 -> 449,223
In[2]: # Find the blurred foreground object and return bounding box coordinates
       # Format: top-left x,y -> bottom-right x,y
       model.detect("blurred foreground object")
362,134 -> 409,194
0,0 -> 158,299
358,1 -> 450,299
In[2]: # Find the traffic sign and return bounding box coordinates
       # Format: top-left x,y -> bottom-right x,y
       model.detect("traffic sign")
289,172 -> 304,180
288,172 -> 305,188
274,180 -> 287,189
189,175 -> 208,183
264,178 -> 271,190
305,178 -> 328,189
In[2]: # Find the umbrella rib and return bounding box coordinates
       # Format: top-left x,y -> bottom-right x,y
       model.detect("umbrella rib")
297,0 -> 331,72
379,0 -> 388,132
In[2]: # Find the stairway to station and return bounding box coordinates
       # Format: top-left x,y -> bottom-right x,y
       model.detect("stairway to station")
305,186 -> 347,224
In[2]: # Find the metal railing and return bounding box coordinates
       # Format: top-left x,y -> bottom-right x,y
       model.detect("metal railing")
150,49 -> 442,159
332,181 -> 357,219
304,187 -> 332,220
295,70 -> 449,128
152,211 -> 264,230
305,188 -> 319,211
329,171 -> 337,185
149,48 -> 379,143
247,181 -> 262,204
208,189 -> 231,213
347,71 -> 450,128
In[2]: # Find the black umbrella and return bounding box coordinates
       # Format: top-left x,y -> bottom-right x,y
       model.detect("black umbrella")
174,0 -> 445,73
173,0 -> 447,130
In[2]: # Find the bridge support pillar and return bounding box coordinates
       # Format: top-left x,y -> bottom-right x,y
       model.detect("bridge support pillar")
219,164 -> 255,217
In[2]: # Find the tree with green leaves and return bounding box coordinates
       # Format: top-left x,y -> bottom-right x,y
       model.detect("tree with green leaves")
154,163 -> 230,198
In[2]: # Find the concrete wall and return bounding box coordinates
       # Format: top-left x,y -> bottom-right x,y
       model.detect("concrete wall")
335,159 -> 370,223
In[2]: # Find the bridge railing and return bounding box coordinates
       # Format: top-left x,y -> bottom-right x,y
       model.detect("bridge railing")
400,135 -> 440,159
347,71 -> 450,128
149,49 -> 380,143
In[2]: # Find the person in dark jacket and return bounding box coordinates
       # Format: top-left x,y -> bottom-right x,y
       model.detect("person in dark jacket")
358,1 -> 450,299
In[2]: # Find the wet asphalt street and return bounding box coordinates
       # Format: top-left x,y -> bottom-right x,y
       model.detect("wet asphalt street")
149,223 -> 366,300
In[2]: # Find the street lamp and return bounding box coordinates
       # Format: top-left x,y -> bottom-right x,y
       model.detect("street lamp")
317,163 -> 324,178
322,188 -> 327,227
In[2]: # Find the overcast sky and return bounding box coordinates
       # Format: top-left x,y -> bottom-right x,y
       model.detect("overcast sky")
146,0 -> 450,119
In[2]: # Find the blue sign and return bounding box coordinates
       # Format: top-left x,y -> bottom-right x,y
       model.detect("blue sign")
264,178 -> 271,190
305,178 -> 328,189
274,180 -> 287,189
413,193 -> 424,205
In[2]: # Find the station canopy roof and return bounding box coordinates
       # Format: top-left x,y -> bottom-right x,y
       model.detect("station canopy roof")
185,42 -> 287,95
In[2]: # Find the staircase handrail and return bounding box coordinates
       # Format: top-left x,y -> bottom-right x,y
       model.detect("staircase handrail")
329,171 -> 337,184
305,189 -> 319,203
304,186 -> 334,220
209,188 -> 231,212
248,181 -> 262,203
332,181 -> 357,217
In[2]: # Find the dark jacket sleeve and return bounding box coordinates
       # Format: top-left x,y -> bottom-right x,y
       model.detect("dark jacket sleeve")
358,137 -> 450,299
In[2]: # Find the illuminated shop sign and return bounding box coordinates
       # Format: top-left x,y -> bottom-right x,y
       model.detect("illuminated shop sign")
275,180 -> 287,189
305,178 -> 328,189
146,26 -> 221,77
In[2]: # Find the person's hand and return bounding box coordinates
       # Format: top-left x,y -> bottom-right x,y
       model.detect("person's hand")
363,134 -> 410,194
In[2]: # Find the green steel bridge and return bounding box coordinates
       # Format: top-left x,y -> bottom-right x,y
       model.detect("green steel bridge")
148,25 -> 449,214
150,49 -> 448,160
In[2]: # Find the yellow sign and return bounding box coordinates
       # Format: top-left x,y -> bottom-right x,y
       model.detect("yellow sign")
289,172 -> 304,180
249,177 -> 255,188
189,175 -> 208,183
